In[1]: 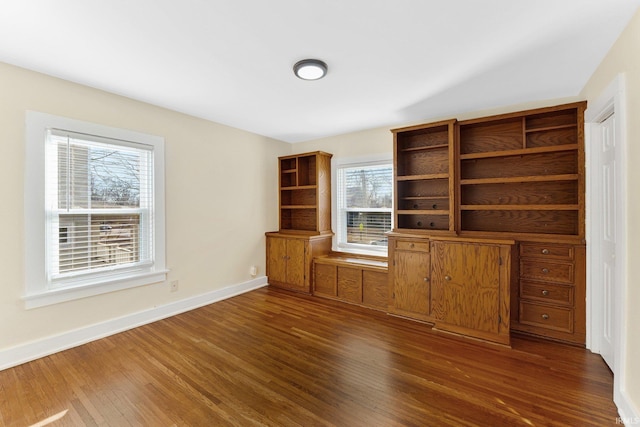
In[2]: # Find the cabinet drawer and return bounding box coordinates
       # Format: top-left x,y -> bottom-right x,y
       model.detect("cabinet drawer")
520,260 -> 574,284
520,281 -> 573,306
395,240 -> 430,252
520,302 -> 573,333
520,243 -> 574,260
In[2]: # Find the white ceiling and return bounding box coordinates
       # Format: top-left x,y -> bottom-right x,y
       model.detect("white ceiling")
1,1 -> 638,143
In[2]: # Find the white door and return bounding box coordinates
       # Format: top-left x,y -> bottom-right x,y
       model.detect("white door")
599,113 -> 616,371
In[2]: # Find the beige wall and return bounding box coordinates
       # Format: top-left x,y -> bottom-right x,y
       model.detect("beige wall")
580,9 -> 640,414
0,61 -> 289,350
292,97 -> 581,159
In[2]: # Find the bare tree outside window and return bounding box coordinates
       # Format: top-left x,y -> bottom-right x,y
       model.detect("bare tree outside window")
53,135 -> 150,274
338,164 -> 393,249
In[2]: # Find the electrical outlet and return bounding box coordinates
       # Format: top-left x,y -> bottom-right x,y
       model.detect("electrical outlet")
250,265 -> 257,276
170,280 -> 179,292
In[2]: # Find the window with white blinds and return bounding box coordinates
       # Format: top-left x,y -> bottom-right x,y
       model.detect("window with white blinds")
45,130 -> 153,283
336,162 -> 393,253
24,111 -> 167,308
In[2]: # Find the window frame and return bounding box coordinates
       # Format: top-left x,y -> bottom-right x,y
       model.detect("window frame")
24,111 -> 167,309
332,154 -> 393,256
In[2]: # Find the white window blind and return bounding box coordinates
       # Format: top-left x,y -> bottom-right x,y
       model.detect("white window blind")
45,129 -> 154,285
336,162 -> 393,253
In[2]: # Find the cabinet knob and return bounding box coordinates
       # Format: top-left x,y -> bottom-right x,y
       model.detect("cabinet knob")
542,268 -> 550,274
541,314 -> 550,320
424,277 -> 430,282
444,275 -> 452,281
410,243 -> 415,248
432,204 -> 438,209
542,290 -> 549,296
542,248 -> 550,255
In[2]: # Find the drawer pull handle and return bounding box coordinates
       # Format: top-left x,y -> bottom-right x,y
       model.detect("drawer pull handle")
542,290 -> 549,296
432,204 -> 438,209
541,314 -> 550,320
542,268 -> 550,274
542,248 -> 550,255
444,275 -> 452,281
417,221 -> 423,227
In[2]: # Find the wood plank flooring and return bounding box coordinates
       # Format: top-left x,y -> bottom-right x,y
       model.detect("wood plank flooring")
0,287 -> 617,426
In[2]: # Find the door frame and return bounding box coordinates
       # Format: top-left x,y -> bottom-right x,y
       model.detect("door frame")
585,73 -> 628,409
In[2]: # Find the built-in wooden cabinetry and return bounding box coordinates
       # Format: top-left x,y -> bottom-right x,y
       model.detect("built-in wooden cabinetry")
388,234 -> 512,345
267,103 -> 586,346
394,119 -> 456,233
313,255 -> 388,311
457,105 -> 584,236
390,102 -> 587,345
430,239 -> 511,345
266,152 -> 333,293
516,242 -> 586,343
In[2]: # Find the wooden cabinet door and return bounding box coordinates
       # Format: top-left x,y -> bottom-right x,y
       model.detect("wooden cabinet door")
392,250 -> 430,318
285,238 -> 306,289
431,241 -> 502,337
267,236 -> 287,284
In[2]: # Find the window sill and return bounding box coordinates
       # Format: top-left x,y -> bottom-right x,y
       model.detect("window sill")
23,269 -> 169,309
334,245 -> 388,258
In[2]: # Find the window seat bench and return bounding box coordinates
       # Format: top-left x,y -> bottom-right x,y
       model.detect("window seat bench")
312,253 -> 389,311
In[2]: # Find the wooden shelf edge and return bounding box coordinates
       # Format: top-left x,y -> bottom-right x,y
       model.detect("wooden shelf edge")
397,173 -> 449,181
397,210 -> 450,215
457,230 -> 585,243
280,185 -> 317,190
400,144 -> 449,153
460,205 -> 579,211
281,205 -> 317,210
524,123 -> 577,133
401,196 -> 450,201
460,144 -> 579,160
460,174 -> 578,185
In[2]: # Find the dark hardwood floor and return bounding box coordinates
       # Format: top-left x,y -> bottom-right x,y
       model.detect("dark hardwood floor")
0,287 -> 617,426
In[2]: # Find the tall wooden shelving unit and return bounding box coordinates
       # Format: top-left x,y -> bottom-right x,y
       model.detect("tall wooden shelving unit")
392,119 -> 457,234
266,151 -> 333,294
388,102 -> 587,346
456,103 -> 587,344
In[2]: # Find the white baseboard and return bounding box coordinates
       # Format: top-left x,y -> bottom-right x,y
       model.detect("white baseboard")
0,276 -> 268,371
616,387 -> 640,426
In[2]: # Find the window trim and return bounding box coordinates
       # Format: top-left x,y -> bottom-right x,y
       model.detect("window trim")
24,111 -> 167,309
332,154 -> 393,256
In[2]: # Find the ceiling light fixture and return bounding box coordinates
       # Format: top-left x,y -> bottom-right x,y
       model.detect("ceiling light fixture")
293,59 -> 328,80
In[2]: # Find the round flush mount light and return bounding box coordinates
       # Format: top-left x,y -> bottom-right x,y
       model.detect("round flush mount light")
293,59 -> 328,80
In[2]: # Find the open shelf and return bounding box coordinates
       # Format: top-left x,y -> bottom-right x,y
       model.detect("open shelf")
461,210 -> 579,235
460,174 -> 579,186
400,144 -> 449,152
397,173 -> 450,181
392,120 -> 456,233
524,123 -> 576,133
460,205 -> 578,211
459,144 -> 579,160
397,213 -> 450,231
277,152 -> 332,234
